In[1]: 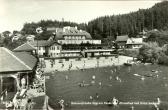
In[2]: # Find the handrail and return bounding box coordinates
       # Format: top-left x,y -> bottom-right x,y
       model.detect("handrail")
0,89 -> 7,97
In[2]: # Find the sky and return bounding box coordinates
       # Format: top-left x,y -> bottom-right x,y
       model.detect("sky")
0,0 -> 161,33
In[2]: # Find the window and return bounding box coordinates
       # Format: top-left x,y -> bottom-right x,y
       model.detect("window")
68,36 -> 71,40
82,36 -> 85,40
64,36 -> 67,40
57,46 -> 59,50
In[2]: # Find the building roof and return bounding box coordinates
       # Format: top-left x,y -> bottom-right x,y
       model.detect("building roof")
116,35 -> 129,42
47,26 -> 92,40
13,40 -> 60,52
13,43 -> 36,52
29,40 -> 60,47
14,52 -> 37,70
126,38 -> 143,45
0,47 -> 37,73
29,40 -> 52,47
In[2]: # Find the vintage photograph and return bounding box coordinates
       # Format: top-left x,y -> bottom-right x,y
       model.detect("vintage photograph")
0,0 -> 168,110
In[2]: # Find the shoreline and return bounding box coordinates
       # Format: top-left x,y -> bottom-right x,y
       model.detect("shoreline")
43,56 -> 133,73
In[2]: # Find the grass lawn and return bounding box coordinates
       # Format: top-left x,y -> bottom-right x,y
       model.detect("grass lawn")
46,64 -> 168,110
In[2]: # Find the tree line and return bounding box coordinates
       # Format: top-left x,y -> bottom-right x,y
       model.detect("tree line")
1,1 -> 168,49
20,1 -> 168,41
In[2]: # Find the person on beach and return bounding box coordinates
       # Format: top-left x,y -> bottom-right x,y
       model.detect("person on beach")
51,62 -> 53,68
62,64 -> 64,68
24,99 -> 33,110
97,60 -> 99,67
13,92 -> 20,110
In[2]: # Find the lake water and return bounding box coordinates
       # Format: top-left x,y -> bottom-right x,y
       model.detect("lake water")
46,64 -> 168,110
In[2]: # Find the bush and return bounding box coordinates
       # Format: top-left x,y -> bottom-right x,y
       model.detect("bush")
158,52 -> 168,65
138,42 -> 162,64
123,49 -> 139,57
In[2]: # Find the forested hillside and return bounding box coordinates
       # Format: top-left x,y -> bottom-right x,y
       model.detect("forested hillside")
20,1 -> 168,41
87,1 -> 168,40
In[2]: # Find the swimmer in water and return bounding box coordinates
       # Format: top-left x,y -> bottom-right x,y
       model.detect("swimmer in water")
96,93 -> 99,99
92,75 -> 96,80
116,76 -> 121,82
99,82 -> 102,86
141,76 -> 145,81
110,76 -> 112,80
111,70 -> 113,74
157,97 -> 161,105
89,96 -> 93,100
59,99 -> 65,110
112,97 -> 119,106
65,75 -> 68,80
131,106 -> 134,110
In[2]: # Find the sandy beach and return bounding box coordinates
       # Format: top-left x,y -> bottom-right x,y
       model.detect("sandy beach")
43,56 -> 133,73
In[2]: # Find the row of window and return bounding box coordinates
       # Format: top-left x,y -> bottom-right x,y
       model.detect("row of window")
50,53 -> 59,57
50,46 -> 61,50
62,53 -> 80,57
38,47 -> 45,50
64,36 -> 86,40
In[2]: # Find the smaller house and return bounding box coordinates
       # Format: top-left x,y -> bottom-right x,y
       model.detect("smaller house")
14,40 -> 62,58
115,35 -> 129,49
126,38 -> 143,49
13,43 -> 36,54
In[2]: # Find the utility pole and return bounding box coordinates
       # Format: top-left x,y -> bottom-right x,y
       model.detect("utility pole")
36,27 -> 43,56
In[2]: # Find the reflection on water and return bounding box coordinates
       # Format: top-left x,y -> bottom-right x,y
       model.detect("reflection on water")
46,64 -> 168,110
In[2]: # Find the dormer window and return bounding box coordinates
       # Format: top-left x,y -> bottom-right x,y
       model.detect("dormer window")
78,36 -> 81,39
76,36 -> 78,40
72,36 -> 75,40
82,36 -> 85,40
68,36 -> 71,40
64,36 -> 67,40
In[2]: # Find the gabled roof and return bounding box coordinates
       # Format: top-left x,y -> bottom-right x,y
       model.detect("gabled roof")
116,35 -> 129,42
126,38 -> 143,44
29,40 -> 60,47
13,40 -> 60,52
13,43 -> 36,52
14,52 -> 37,70
0,47 -> 37,73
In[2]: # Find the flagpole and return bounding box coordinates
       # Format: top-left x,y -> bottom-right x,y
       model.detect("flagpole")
0,76 -> 2,103
27,72 -> 29,89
